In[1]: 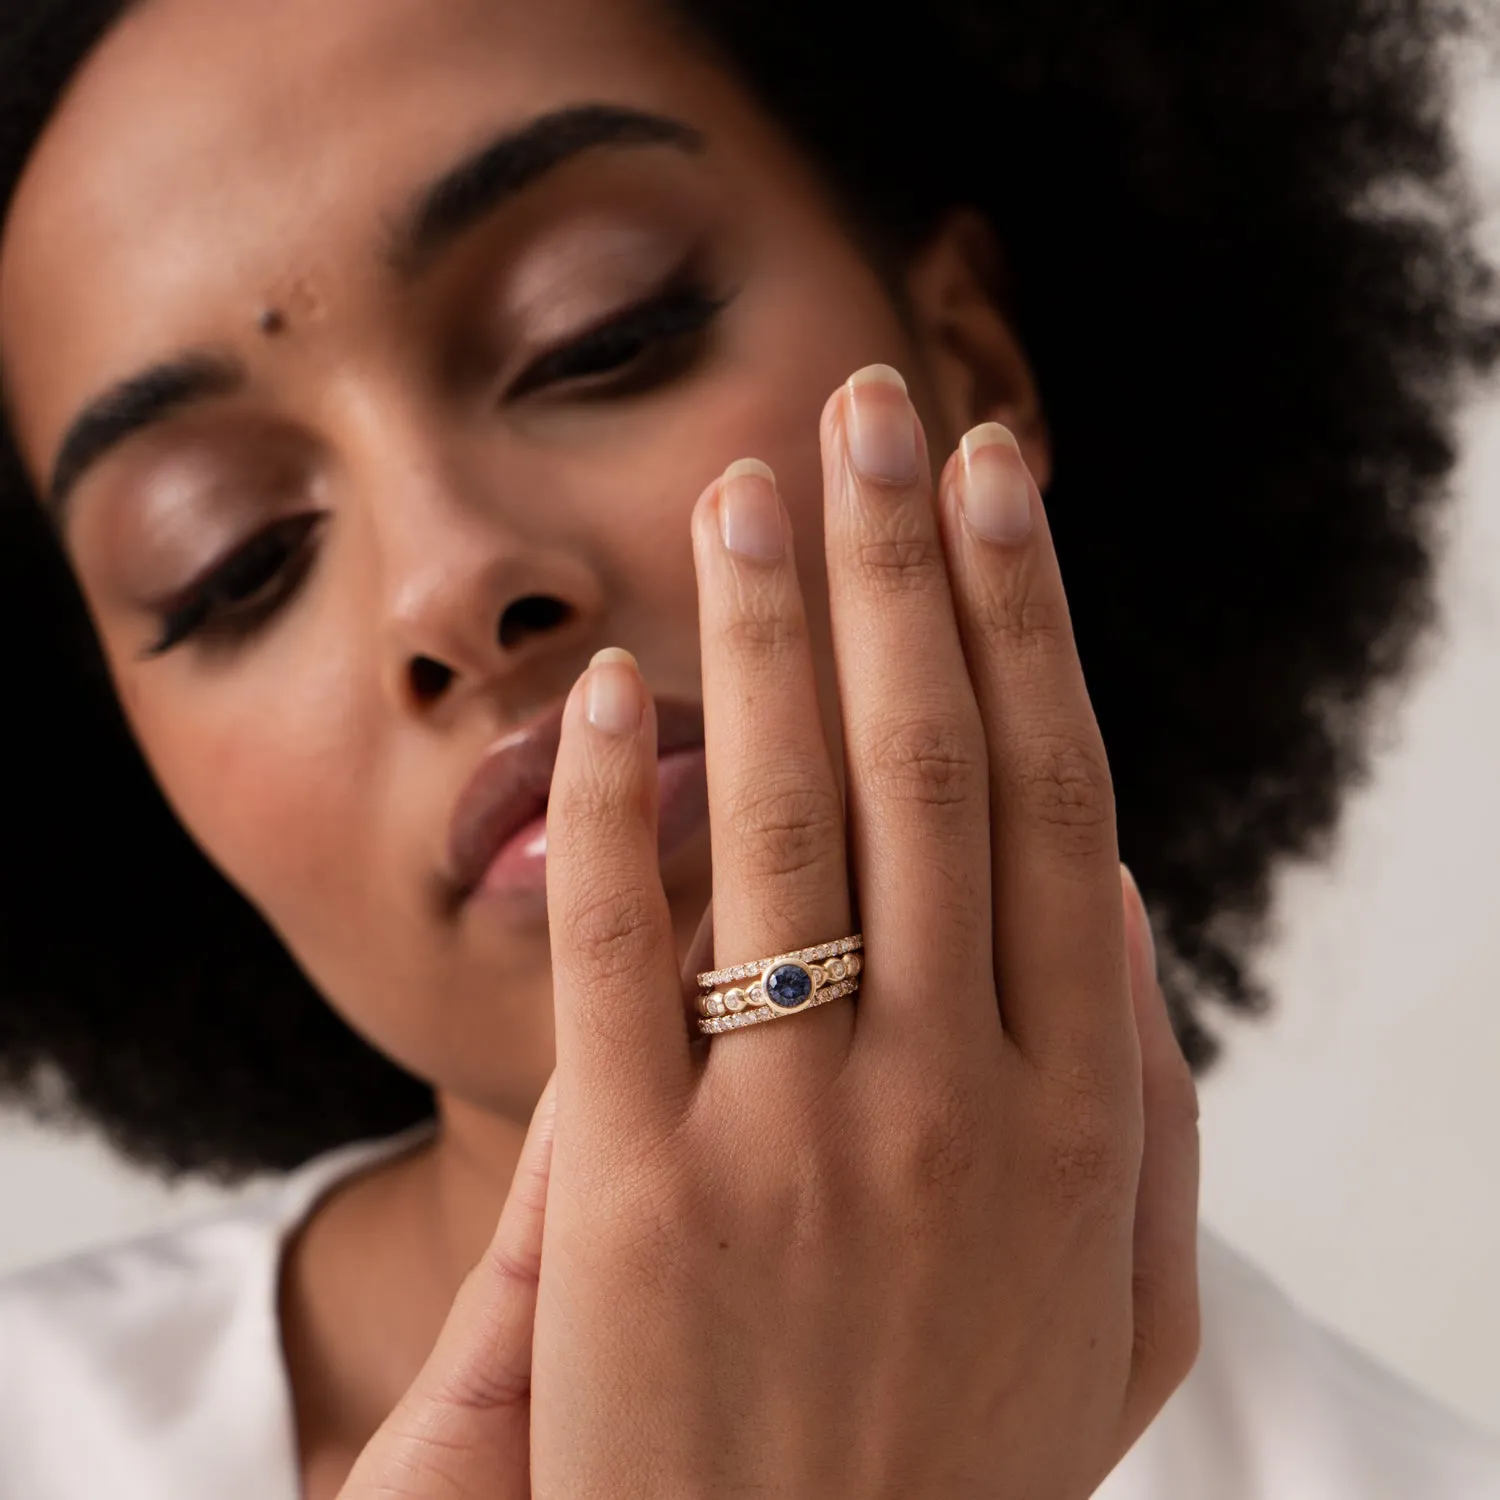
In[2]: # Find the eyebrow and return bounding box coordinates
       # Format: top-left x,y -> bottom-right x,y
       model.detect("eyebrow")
384,102 -> 705,275
47,354 -> 244,525
45,102 -> 706,524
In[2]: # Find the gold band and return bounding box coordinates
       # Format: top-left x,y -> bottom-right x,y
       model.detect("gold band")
696,934 -> 863,992
694,935 -> 864,1036
697,976 -> 860,1035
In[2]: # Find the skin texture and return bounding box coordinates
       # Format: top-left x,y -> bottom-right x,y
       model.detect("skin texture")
0,0 -> 1196,1494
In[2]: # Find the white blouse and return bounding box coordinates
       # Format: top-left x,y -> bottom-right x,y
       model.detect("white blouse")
2,1131 -> 1497,1499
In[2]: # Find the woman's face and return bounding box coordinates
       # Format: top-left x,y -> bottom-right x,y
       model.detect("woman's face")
0,0 -> 1022,1118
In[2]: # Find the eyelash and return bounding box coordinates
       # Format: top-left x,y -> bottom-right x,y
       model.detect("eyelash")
143,276 -> 731,658
507,274 -> 730,399
143,512 -> 326,658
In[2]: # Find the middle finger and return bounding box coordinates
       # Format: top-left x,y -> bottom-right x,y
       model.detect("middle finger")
823,366 -> 997,1042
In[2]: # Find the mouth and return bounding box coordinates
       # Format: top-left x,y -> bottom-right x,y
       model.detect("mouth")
446,694 -> 708,914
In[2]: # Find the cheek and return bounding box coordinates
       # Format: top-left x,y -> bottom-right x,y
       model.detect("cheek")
624,266 -> 911,574
123,641 -> 382,952
704,252 -> 916,602
735,259 -> 913,549
592,256 -> 912,769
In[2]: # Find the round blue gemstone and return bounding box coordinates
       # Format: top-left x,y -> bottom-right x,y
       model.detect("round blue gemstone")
766,963 -> 814,1009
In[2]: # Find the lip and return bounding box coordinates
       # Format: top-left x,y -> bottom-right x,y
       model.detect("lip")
446,693 -> 707,907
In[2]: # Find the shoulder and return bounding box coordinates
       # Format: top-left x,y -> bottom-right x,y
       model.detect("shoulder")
1103,1228 -> 1500,1499
0,1129 -> 428,1500
0,1191 -> 299,1500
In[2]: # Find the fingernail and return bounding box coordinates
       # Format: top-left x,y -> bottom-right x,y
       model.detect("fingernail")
718,459 -> 786,561
845,365 -> 920,483
959,424 -> 1034,544
586,649 -> 644,735
1122,865 -> 1159,982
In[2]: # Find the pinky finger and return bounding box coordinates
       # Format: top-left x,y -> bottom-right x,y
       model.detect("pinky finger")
1118,866 -> 1203,1449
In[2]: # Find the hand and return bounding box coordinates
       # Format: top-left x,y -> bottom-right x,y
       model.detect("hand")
335,1076 -> 556,1500
533,366 -> 1202,1497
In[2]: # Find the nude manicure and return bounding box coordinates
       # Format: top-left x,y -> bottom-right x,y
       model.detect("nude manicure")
719,459 -> 786,561
845,365 -> 921,484
586,649 -> 644,736
959,424 -> 1034,544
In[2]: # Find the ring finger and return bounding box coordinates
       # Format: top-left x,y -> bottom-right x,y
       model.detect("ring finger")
690,458 -> 855,1078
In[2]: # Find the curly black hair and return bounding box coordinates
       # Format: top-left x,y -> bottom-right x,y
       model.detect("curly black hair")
0,0 -> 1494,1180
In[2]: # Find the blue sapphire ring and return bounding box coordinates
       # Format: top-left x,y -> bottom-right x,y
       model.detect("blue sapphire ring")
695,936 -> 863,1036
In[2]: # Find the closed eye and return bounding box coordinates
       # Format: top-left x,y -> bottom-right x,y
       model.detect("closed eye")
507,275 -> 731,401
142,512 -> 326,658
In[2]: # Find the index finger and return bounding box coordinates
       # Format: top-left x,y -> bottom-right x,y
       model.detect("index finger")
936,425 -> 1131,1067
545,651 -> 695,1132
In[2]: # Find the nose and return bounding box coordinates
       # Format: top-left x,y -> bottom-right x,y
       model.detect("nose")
391,551 -> 598,711
364,442 -> 604,716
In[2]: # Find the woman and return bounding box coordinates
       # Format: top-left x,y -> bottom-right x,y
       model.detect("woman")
0,0 -> 1497,1495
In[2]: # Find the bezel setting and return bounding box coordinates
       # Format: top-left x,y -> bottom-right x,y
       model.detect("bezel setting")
763,959 -> 816,1014
693,934 -> 863,1035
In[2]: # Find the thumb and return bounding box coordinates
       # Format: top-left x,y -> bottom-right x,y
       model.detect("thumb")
1118,866 -> 1202,1448
338,1075 -> 558,1500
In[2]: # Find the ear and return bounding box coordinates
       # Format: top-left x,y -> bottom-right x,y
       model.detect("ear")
904,211 -> 1053,491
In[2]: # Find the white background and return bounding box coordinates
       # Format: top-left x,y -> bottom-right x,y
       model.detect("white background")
3,49 -> 1499,1441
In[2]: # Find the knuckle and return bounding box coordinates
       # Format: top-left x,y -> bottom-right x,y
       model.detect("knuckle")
977,584 -> 1074,660
551,767 -> 647,855
1039,1112 -> 1130,1208
1009,729 -> 1115,855
864,713 -> 986,811
565,879 -> 661,983
424,1289 -> 533,1419
1029,1060 -> 1135,1208
725,775 -> 845,883
902,1078 -> 987,1201
721,591 -> 807,659
853,517 -> 945,593
381,1399 -> 503,1472
480,1234 -> 541,1297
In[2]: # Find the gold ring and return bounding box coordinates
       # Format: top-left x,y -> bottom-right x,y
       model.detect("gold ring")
695,935 -> 863,1036
698,976 -> 860,1035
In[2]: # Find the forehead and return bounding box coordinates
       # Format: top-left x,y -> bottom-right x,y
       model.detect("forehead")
0,0 -> 760,478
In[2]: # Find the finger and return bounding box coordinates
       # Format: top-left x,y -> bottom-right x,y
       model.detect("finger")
546,651 -> 691,1130
681,898 -> 715,991
679,899 -> 716,1038
690,460 -> 854,1072
937,424 -> 1130,1065
822,367 -> 995,1036
338,1078 -> 558,1500
1117,868 -> 1202,1447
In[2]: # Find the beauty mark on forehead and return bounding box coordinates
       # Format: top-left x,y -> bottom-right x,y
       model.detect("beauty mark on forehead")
44,102 -> 706,525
